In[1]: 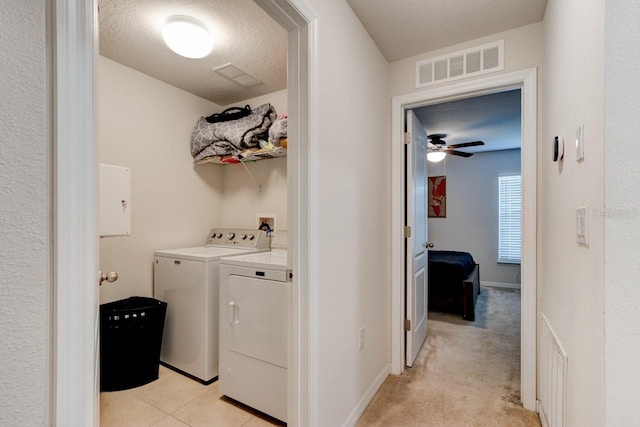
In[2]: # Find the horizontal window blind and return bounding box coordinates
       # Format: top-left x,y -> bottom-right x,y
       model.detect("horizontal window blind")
498,174 -> 522,263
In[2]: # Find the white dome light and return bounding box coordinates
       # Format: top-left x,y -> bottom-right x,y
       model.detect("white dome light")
162,16 -> 213,59
427,151 -> 447,163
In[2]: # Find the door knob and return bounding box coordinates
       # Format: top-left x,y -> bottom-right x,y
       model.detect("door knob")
424,242 -> 435,248
99,271 -> 119,286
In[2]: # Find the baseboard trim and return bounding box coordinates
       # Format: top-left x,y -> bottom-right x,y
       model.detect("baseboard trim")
481,280 -> 521,290
342,363 -> 390,427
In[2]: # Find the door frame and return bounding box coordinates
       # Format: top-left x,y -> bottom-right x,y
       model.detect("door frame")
390,68 -> 538,411
52,0 -> 318,425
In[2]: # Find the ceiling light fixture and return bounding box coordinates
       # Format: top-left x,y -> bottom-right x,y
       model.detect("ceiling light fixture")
162,16 -> 213,59
427,151 -> 447,163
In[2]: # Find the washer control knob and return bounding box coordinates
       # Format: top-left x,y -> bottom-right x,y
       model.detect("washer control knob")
241,234 -> 247,240
248,234 -> 255,240
227,232 -> 235,240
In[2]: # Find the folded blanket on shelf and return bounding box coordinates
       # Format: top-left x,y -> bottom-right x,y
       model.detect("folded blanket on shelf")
268,117 -> 287,145
191,103 -> 277,164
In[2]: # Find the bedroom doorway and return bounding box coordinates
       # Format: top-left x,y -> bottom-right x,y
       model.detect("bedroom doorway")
412,88 -> 522,302
391,68 -> 537,411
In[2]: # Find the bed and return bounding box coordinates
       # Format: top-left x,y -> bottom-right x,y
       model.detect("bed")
428,250 -> 480,321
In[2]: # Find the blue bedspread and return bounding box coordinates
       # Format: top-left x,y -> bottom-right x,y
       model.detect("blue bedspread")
428,250 -> 476,282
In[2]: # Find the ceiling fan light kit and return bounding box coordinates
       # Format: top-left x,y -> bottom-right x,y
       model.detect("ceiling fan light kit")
427,151 -> 447,162
162,16 -> 214,59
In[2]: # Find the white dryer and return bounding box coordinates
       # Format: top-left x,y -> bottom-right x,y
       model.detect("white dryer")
219,249 -> 289,422
153,228 -> 269,384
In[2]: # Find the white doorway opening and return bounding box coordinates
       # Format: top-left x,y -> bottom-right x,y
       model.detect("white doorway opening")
390,68 -> 538,411
52,0 -> 318,425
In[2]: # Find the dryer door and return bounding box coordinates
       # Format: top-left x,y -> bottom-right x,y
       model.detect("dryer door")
225,275 -> 287,368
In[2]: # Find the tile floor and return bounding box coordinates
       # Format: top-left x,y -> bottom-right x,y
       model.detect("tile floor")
100,366 -> 285,427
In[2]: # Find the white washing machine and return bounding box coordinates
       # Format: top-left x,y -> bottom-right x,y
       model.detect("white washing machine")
153,228 -> 269,384
219,248 -> 289,422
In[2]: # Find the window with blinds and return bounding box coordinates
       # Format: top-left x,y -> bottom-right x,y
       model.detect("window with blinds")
498,174 -> 522,264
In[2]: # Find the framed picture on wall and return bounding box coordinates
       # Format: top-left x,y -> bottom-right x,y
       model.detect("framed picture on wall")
428,176 -> 446,218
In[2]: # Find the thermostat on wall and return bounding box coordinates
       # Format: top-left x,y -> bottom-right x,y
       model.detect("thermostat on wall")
553,136 -> 564,162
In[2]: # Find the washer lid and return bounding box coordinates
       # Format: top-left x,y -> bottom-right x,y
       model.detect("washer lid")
154,246 -> 263,262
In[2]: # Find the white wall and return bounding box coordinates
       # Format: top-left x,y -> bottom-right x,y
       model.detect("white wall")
540,0 -> 605,425
389,22 -> 544,97
604,1 -> 640,425
220,90 -> 288,235
221,157 -> 287,229
427,149 -> 521,285
98,56 -> 224,303
306,0 -> 391,425
0,1 -> 50,425
223,89 -> 287,114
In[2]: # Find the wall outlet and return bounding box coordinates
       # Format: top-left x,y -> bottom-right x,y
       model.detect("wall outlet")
359,327 -> 365,352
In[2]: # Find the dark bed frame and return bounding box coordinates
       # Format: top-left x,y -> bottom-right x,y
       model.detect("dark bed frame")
461,264 -> 480,321
429,263 -> 481,321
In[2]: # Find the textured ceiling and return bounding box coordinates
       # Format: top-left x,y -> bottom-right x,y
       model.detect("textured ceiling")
98,0 -> 287,106
412,89 -> 521,153
347,0 -> 547,62
99,1 -> 545,106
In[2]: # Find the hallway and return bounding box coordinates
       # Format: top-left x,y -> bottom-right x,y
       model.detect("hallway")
358,287 -> 541,426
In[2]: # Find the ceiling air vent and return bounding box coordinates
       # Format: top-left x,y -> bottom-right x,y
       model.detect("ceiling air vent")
415,40 -> 504,88
214,63 -> 260,87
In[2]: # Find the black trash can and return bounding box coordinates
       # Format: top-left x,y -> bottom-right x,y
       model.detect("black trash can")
100,296 -> 167,392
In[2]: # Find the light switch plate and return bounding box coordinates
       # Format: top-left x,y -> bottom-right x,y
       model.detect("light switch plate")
576,206 -> 588,246
576,125 -> 584,161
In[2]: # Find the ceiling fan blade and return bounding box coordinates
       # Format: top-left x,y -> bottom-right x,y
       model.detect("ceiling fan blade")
446,140 -> 484,149
443,149 -> 473,157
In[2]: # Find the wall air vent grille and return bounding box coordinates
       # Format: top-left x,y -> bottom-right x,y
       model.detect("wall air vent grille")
539,312 -> 567,427
415,40 -> 504,88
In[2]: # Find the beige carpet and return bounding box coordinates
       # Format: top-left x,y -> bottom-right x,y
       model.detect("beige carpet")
357,287 -> 541,427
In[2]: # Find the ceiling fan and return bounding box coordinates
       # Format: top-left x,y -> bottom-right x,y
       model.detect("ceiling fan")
427,133 -> 485,162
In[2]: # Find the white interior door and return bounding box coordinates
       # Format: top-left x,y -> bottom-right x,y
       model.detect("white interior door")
405,110 -> 429,367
